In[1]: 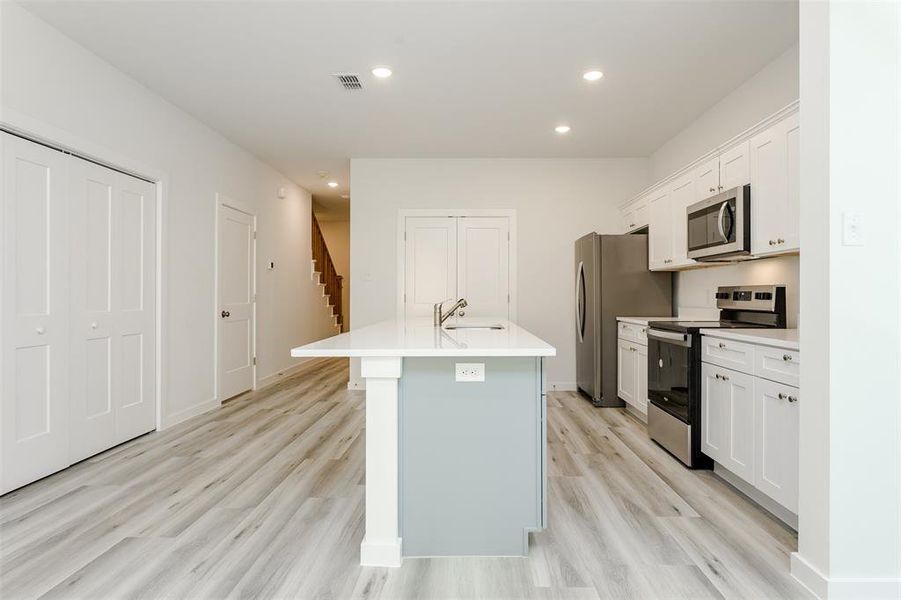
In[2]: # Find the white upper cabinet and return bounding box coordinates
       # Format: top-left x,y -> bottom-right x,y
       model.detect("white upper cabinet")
647,188 -> 672,270
694,157 -> 720,201
620,195 -> 649,233
750,113 -> 800,256
668,173 -> 697,269
719,141 -> 751,191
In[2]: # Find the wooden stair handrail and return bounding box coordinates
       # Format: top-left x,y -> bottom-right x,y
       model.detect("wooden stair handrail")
311,214 -> 344,329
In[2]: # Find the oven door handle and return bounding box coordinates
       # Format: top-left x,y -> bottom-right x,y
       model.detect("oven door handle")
648,329 -> 692,347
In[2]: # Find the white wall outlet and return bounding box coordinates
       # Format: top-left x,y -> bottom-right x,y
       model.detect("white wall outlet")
455,362 -> 485,382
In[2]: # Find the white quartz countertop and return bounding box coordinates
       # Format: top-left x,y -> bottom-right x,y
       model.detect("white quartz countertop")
617,316 -> 680,326
700,328 -> 800,351
290,318 -> 556,358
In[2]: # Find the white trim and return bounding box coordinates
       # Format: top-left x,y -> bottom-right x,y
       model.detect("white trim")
347,379 -> 366,390
396,208 -> 518,322
0,108 -> 169,433
360,537 -> 403,568
159,396 -> 220,430
214,194 -> 258,400
619,100 -> 800,210
256,358 -> 316,390
547,382 -> 578,391
791,552 -> 901,600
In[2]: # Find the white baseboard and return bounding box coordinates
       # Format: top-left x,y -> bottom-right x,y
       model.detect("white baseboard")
160,397 -> 220,430
547,381 -> 577,391
791,552 -> 901,600
256,358 -> 315,390
360,537 -> 402,567
713,464 -> 798,530
347,378 -> 365,390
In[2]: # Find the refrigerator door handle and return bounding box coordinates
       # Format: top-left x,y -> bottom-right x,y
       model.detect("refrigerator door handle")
575,261 -> 586,342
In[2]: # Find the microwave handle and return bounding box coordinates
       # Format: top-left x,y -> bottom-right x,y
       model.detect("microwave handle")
717,202 -> 728,241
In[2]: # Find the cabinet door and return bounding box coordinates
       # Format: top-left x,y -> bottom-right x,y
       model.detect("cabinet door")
1,133 -> 71,495
719,141 -> 750,191
694,158 -> 720,200
754,378 -> 799,512
669,173 -> 697,268
404,217 -> 457,318
633,199 -> 649,230
750,113 -> 800,256
702,363 -> 754,483
647,188 -> 672,270
636,343 -> 649,414
617,339 -> 636,405
457,217 -> 509,319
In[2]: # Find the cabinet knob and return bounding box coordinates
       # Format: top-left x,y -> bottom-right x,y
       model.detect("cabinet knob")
221,310 -> 230,318
36,326 -> 46,335
777,238 -> 785,244
709,187 -> 716,193
458,310 -> 465,317
789,396 -> 798,403
718,342 -> 726,349
782,354 -> 792,362
778,392 -> 786,400
91,322 -> 98,329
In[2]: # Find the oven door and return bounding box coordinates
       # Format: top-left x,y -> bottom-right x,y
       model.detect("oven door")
646,329 -> 692,424
686,185 -> 750,260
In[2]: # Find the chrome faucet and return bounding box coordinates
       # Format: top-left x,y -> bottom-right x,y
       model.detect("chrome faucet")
433,298 -> 468,326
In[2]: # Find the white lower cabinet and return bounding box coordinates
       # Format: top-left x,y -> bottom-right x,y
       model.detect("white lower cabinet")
617,323 -> 650,415
754,378 -> 799,512
701,335 -> 800,514
701,363 -> 754,483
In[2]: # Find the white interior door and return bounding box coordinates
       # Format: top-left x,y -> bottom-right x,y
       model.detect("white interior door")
217,202 -> 255,400
69,157 -> 157,463
456,217 -> 509,319
404,217 -> 457,318
1,133 -> 71,494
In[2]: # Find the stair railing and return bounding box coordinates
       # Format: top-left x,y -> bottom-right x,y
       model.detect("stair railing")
311,214 -> 343,330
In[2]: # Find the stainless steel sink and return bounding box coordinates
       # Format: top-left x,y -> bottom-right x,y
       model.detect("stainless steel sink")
443,324 -> 505,330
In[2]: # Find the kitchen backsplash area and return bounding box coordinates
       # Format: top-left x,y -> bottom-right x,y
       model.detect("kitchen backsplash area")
674,254 -> 799,327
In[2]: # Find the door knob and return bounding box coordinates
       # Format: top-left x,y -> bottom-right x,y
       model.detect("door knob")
221,310 -> 230,318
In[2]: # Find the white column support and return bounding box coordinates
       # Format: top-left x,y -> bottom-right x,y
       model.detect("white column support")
359,356 -> 403,567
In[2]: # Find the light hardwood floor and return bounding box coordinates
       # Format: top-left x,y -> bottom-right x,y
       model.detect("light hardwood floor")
0,357 -> 810,599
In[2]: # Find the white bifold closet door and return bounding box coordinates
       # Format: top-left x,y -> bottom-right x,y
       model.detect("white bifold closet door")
1,133 -> 71,493
1,133 -> 157,494
403,216 -> 509,320
68,157 -> 157,464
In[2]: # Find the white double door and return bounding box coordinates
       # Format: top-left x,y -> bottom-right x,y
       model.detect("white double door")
1,133 -> 156,494
404,216 -> 510,320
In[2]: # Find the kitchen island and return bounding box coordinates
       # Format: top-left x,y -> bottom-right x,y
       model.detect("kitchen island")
291,319 -> 556,567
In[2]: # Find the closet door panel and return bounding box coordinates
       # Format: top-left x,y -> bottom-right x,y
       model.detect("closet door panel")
456,217 -> 509,319
404,217 -> 457,319
1,133 -> 71,494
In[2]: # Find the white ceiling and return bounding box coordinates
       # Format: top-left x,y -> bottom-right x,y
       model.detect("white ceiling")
21,1 -> 798,210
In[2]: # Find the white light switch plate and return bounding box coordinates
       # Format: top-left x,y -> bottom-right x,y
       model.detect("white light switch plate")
842,211 -> 864,246
455,362 -> 485,382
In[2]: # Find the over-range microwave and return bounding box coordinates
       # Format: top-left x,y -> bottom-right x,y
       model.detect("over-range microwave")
686,184 -> 751,261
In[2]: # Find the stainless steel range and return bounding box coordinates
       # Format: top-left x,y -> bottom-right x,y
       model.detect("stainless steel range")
646,285 -> 787,468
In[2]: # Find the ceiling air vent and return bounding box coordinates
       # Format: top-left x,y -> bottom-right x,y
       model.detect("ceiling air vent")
333,73 -> 363,90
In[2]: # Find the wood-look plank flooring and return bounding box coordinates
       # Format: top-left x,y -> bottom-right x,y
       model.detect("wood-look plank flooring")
0,358 -> 810,599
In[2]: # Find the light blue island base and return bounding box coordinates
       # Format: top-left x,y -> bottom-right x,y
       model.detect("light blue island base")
399,356 -> 546,557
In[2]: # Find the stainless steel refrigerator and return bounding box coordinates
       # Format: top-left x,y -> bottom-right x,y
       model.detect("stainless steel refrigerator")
575,233 -> 673,407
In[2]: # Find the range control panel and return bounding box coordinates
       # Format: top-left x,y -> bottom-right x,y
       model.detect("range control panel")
715,285 -> 785,312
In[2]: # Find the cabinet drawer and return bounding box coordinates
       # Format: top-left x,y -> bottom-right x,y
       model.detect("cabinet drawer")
755,346 -> 800,387
617,321 -> 646,345
701,336 -> 755,374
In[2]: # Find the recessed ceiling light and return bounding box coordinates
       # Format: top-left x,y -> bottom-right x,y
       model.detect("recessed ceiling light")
555,125 -> 571,134
583,70 -> 604,82
327,181 -> 339,188
371,66 -> 393,78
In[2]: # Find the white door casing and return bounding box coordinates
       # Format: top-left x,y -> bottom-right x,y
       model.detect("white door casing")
217,200 -> 256,400
403,216 -> 457,319
0,133 -> 71,493
69,157 -> 157,463
456,217 -> 509,319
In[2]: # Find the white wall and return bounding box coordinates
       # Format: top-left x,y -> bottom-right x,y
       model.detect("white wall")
649,43 -> 800,181
647,43 -> 800,325
349,158 -> 648,387
1,3 -> 337,426
793,2 -> 901,598
317,219 -> 350,329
